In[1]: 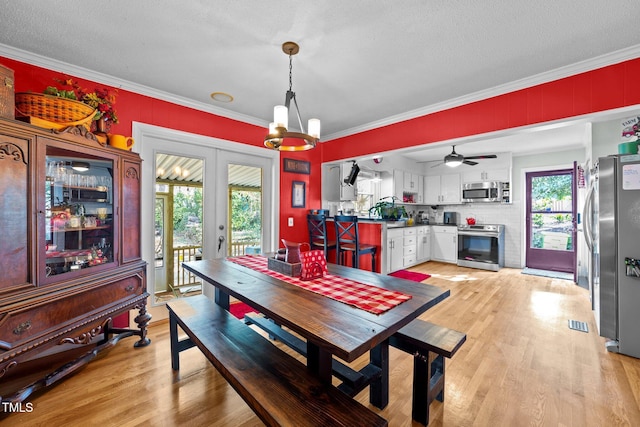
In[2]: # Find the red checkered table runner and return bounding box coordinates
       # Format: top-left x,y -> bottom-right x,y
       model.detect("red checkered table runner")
228,255 -> 412,315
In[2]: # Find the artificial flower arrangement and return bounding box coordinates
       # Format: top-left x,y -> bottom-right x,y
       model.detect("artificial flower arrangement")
43,78 -> 119,131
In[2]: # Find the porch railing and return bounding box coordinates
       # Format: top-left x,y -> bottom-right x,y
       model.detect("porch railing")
229,240 -> 261,256
171,245 -> 202,295
169,241 -> 260,297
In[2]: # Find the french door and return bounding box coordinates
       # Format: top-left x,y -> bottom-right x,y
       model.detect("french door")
134,123 -> 279,320
525,165 -> 577,276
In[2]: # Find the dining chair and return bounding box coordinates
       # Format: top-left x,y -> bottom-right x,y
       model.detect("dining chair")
333,215 -> 377,271
307,213 -> 336,260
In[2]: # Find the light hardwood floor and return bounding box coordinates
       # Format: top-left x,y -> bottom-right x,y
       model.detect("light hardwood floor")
5,262 -> 640,426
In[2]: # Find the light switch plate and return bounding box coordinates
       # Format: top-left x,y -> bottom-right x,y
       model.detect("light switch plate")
288,217 -> 294,227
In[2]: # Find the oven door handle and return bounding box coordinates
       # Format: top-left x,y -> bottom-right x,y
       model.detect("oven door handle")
458,231 -> 499,237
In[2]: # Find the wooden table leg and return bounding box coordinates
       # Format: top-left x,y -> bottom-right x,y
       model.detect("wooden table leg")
169,313 -> 180,371
307,342 -> 333,384
370,340 -> 389,409
215,287 -> 230,309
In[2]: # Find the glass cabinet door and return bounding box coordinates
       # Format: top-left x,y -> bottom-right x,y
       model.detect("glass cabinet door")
45,149 -> 115,278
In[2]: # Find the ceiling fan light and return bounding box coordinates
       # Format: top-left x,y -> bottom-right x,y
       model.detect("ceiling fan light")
445,159 -> 462,167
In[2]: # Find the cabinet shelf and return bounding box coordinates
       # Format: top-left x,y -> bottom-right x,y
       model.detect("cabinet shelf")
51,225 -> 111,232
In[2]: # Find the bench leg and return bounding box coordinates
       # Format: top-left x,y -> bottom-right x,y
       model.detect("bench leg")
169,313 -> 180,371
412,352 -> 445,425
370,340 -> 389,409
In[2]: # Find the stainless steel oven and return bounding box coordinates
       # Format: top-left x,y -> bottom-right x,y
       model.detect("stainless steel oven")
462,181 -> 503,203
457,224 -> 505,271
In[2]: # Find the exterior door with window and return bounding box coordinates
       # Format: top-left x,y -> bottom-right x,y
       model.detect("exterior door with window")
216,150 -> 273,259
525,167 -> 577,275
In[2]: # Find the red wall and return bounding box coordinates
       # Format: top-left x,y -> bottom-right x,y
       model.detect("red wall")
4,55 -> 639,252
321,57 -> 640,161
1,56 -> 319,250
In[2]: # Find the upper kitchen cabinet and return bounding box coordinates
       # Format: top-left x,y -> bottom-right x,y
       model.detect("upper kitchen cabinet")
461,152 -> 512,184
424,174 -> 461,205
462,168 -> 510,183
382,170 -> 423,203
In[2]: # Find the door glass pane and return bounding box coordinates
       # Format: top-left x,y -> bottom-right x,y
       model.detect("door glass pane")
530,213 -> 574,251
530,174 -> 573,251
154,153 -> 203,303
228,164 -> 262,256
154,197 -> 164,268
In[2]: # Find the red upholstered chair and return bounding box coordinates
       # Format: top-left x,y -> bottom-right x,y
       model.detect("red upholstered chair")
333,215 -> 377,271
307,213 -> 336,260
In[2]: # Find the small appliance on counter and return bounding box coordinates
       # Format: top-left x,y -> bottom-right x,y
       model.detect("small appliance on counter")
443,211 -> 457,225
416,211 -> 429,224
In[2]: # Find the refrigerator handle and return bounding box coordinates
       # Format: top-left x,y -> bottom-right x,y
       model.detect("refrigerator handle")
583,182 -> 594,251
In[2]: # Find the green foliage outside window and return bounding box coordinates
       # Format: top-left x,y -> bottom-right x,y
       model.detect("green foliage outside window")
231,189 -> 262,242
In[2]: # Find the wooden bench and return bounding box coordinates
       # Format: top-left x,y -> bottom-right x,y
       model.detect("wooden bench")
167,295 -> 388,427
244,312 -> 383,397
389,319 -> 466,426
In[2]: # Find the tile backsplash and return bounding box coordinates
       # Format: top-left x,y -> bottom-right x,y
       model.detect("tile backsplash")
405,203 -> 523,268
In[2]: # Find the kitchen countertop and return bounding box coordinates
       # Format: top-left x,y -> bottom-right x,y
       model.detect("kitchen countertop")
327,216 -> 458,229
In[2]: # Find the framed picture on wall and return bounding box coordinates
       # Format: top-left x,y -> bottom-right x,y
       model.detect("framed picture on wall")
292,181 -> 306,208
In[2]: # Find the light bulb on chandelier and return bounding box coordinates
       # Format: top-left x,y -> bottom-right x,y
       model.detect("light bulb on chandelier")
264,42 -> 320,151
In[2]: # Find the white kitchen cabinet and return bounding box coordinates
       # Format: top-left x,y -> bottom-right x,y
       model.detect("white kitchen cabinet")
402,228 -> 417,267
462,168 -> 510,183
393,170 -> 404,200
424,174 -> 461,205
417,226 -> 431,262
431,225 -> 458,264
387,228 -> 404,273
387,170 -> 422,203
403,172 -> 421,193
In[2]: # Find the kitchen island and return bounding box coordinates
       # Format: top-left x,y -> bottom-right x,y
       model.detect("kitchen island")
325,217 -> 457,274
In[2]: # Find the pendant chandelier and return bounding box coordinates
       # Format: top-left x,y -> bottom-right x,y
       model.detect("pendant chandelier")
264,42 -> 320,151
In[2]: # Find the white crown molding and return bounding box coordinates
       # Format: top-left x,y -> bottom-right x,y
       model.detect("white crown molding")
0,43 -> 269,129
4,42 -> 639,143
322,44 -> 640,142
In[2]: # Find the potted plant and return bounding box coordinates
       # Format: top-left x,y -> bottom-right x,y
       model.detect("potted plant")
369,196 -> 406,220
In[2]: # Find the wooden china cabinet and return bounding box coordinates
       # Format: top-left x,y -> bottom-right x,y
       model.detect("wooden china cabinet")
0,117 -> 150,404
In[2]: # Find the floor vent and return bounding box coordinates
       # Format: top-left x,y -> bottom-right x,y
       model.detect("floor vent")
568,320 -> 589,333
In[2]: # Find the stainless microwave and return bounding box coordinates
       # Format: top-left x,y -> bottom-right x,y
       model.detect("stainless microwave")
462,181 -> 503,203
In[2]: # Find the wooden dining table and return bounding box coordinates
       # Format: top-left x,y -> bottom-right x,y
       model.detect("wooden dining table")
182,257 -> 450,409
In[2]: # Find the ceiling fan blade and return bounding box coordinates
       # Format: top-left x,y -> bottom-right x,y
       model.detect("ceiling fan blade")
463,160 -> 478,166
464,154 -> 497,160
431,162 -> 444,168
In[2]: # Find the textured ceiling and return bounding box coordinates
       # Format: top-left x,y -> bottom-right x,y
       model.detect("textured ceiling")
1,1 -> 639,155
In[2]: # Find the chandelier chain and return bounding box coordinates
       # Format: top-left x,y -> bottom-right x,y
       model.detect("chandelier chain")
288,52 -> 293,92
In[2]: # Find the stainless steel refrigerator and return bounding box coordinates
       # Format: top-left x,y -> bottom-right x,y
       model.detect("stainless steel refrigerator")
585,154 -> 640,358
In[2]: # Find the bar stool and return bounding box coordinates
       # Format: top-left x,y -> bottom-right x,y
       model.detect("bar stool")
333,215 -> 377,271
307,213 -> 336,260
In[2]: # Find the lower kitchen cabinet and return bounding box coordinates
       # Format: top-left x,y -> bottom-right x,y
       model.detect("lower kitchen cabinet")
387,228 -> 404,273
431,225 -> 458,263
417,226 -> 431,262
402,227 -> 417,267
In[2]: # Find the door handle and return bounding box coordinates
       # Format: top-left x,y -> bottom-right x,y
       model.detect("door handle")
218,235 -> 225,252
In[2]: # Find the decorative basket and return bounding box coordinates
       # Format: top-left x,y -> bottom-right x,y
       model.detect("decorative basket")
267,257 -> 302,277
15,92 -> 96,131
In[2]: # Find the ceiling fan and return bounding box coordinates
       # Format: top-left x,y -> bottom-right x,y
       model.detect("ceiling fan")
428,145 -> 498,168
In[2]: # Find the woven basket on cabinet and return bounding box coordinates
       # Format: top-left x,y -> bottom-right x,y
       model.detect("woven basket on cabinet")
15,92 -> 96,130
